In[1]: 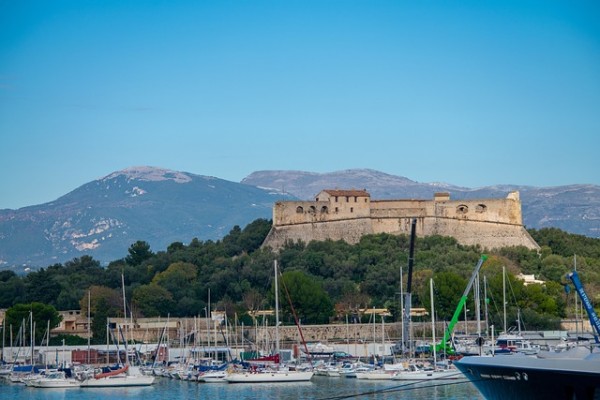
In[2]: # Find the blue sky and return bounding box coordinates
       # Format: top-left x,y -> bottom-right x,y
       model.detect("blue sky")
1,1 -> 599,209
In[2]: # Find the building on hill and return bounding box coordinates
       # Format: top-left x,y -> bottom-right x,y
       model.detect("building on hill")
261,189 -> 540,251
54,310 -> 90,338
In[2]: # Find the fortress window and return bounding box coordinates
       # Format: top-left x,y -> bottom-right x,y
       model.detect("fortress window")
335,207 -> 339,213
335,196 -> 338,202
350,207 -> 354,213
457,205 -> 469,214
346,196 -> 349,202
476,204 -> 487,213
354,197 -> 357,202
321,206 -> 328,213
309,206 -> 316,213
296,206 -> 304,214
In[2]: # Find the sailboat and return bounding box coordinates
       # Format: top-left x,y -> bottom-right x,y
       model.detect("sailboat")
30,368 -> 81,388
491,267 -> 540,356
79,274 -> 155,388
224,261 -> 313,383
392,279 -> 462,381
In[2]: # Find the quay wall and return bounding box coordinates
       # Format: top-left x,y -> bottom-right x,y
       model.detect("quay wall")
48,318 -> 592,350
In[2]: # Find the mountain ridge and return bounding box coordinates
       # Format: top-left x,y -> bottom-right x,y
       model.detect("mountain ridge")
1,166 -> 598,270
0,167 -> 294,269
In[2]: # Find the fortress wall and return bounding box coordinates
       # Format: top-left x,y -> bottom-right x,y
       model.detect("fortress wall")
368,215 -> 539,250
371,216 -> 425,235
428,197 -> 522,224
423,216 -> 539,250
370,196 -> 522,225
273,197 -> 370,226
370,200 -> 427,217
263,218 -> 373,249
262,190 -> 539,251
273,201 -> 332,225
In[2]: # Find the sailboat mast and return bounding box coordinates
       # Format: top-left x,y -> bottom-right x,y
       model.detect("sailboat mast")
430,278 -> 437,365
46,319 -> 50,368
381,312 -> 385,357
400,266 -> 404,351
121,273 -> 129,365
475,272 -> 481,336
402,218 -> 417,355
274,260 -> 280,362
87,290 -> 91,364
345,313 -> 350,354
372,307 -> 376,356
10,324 -> 13,364
1,318 -> 4,363
208,288 -> 211,360
484,275 -> 489,336
503,266 -> 507,334
30,311 -> 34,367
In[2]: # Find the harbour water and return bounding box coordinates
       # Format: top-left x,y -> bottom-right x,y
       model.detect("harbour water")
1,375 -> 484,399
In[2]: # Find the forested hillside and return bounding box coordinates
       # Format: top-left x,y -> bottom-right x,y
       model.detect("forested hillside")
2,219 -> 600,344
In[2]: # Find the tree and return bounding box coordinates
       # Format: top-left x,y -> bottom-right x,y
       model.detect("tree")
152,262 -> 198,314
277,270 -> 334,325
242,288 -> 265,313
79,285 -> 123,317
78,285 -> 124,344
91,297 -> 110,344
132,284 -> 175,317
239,218 -> 272,253
222,225 -> 243,256
0,270 -> 26,307
540,255 -> 568,282
429,271 -> 468,321
167,241 -> 185,254
125,241 -> 154,266
4,303 -> 62,346
24,267 -> 62,306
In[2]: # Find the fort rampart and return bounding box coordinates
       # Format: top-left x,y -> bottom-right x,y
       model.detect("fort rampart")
262,189 -> 540,251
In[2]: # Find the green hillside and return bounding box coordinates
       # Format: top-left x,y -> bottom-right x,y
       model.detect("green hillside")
2,220 -> 599,345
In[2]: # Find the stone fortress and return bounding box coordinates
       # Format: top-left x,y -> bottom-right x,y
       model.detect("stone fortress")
262,189 -> 540,251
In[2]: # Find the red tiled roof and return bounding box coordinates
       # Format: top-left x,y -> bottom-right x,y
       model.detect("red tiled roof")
321,189 -> 370,197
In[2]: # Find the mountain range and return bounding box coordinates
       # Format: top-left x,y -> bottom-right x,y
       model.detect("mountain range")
242,169 -> 600,238
1,166 -> 598,270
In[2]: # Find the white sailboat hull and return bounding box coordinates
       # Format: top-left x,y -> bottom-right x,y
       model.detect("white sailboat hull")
355,370 -> 395,380
80,366 -> 155,387
224,370 -> 314,383
80,374 -> 155,387
392,369 -> 463,381
31,378 -> 82,388
198,370 -> 228,383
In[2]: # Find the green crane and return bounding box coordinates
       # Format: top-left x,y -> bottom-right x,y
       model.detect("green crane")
432,255 -> 488,355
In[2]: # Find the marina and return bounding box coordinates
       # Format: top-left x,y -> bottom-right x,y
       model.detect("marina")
1,373 -> 484,400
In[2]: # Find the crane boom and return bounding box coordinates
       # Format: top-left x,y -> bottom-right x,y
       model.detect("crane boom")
433,255 -> 487,354
567,270 -> 600,343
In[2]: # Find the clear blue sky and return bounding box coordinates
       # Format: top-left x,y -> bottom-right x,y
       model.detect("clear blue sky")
1,1 -> 599,209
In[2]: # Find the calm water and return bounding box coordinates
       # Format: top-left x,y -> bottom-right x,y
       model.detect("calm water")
1,376 -> 484,400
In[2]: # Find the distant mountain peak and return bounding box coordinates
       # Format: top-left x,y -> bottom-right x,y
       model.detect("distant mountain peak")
102,166 -> 193,184
0,167 -> 285,269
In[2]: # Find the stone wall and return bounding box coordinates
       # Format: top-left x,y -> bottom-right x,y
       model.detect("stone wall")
263,190 -> 540,251
263,217 -> 373,249
112,320 -> 484,349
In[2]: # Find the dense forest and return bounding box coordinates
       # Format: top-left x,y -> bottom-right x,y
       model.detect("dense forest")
2,219 -> 600,345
